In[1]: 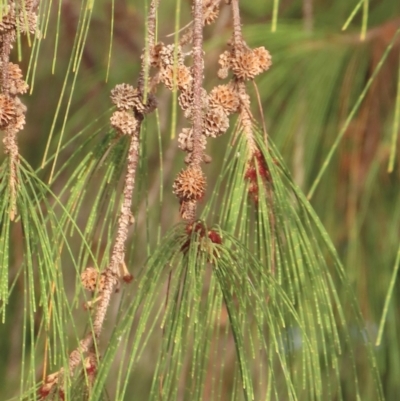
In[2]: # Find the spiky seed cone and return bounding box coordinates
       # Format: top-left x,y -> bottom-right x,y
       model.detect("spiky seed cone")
0,10 -> 16,33
178,89 -> 194,119
110,84 -> 138,110
160,65 -> 192,91
231,47 -> 272,81
176,65 -> 193,90
13,114 -> 26,132
0,95 -> 17,129
202,0 -> 220,25
173,166 -> 206,201
18,11 -> 37,34
253,46 -> 272,72
81,267 -> 107,292
204,106 -> 229,138
209,84 -> 240,115
110,110 -> 137,135
6,62 -> 29,95
178,89 -> 193,111
159,44 -> 184,68
81,267 -> 100,292
150,42 -> 164,67
231,50 -> 260,81
178,128 -> 207,152
218,50 -> 231,70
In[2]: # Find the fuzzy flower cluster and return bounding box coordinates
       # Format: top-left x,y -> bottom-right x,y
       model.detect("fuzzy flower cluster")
201,0 -> 220,26
173,165 -> 206,202
150,40 -> 246,219
0,0 -> 38,39
151,43 -> 192,91
0,0 -> 38,225
0,94 -> 26,133
109,83 -> 157,136
148,7 -> 273,221
218,44 -> 272,81
0,0 -> 37,137
80,263 -> 132,308
176,81 -> 241,169
109,84 -> 139,136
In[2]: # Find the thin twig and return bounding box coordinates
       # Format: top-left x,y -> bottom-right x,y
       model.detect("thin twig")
147,0 -> 159,49
3,127 -> 19,220
1,30 -> 19,220
230,0 -> 243,51
66,101 -> 142,376
1,33 -> 12,93
179,0 -> 221,46
109,133 -> 140,275
43,0 -> 160,388
140,0 -> 159,95
236,81 -> 257,156
191,0 -> 205,168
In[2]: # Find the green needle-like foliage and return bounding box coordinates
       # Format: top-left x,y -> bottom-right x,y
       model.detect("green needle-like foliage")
1,0 -> 398,400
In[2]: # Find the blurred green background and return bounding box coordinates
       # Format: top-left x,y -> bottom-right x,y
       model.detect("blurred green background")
1,0 -> 400,399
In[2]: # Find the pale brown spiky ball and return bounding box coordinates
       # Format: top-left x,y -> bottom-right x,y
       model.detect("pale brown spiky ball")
231,47 -> 272,80
110,110 -> 137,135
13,114 -> 25,132
178,89 -> 193,111
81,267 -> 105,292
18,11 -> 37,34
217,50 -> 231,79
231,50 -> 260,80
178,128 -> 207,152
159,44 -> 184,68
204,106 -> 229,137
160,65 -> 192,91
203,0 -> 220,25
0,95 -> 17,129
209,84 -> 239,115
173,166 -> 206,201
110,84 -> 138,110
178,89 -> 193,119
178,87 -> 208,119
150,42 -> 164,68
0,7 -> 16,33
6,63 -> 29,95
178,128 -> 194,151
176,65 -> 193,90
253,47 -> 272,72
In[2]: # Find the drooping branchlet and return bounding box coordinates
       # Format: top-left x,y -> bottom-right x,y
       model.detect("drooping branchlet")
0,0 -> 38,220
40,1 -> 159,396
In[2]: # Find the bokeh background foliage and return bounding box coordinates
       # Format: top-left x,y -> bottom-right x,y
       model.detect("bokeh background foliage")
0,0 -> 399,400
